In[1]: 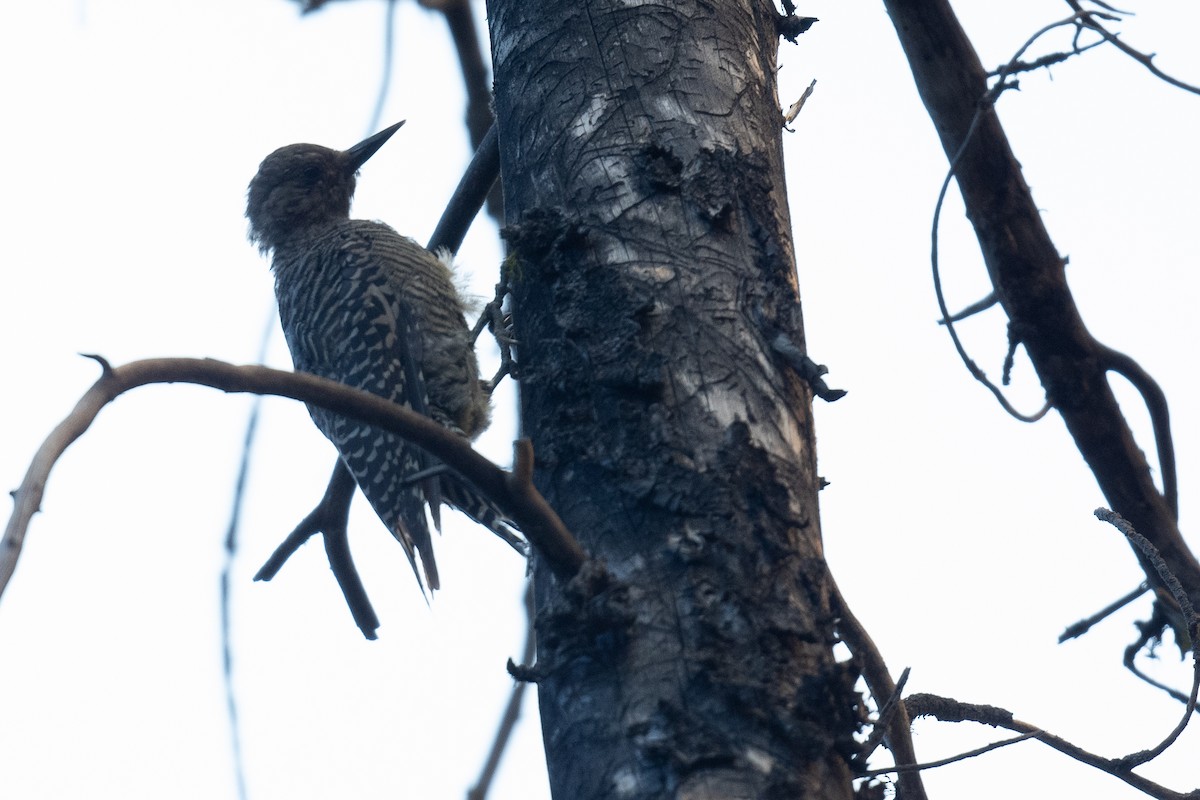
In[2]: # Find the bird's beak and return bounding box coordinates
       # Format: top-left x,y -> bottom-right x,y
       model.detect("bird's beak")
344,120 -> 406,172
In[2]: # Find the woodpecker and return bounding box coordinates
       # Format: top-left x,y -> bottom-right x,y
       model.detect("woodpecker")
246,121 -> 516,591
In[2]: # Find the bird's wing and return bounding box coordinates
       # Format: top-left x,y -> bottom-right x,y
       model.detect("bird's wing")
284,225 -> 442,591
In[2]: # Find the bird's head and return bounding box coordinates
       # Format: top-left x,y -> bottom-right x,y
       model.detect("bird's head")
246,120 -> 405,254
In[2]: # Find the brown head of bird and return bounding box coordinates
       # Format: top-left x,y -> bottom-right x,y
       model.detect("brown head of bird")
246,120 -> 406,254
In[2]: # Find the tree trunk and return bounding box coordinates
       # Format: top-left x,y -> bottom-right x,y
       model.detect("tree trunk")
485,1 -> 858,798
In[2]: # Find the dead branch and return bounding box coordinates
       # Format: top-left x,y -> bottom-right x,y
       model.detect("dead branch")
1095,509 -> 1200,744
905,693 -> 1198,800
1059,581 -> 1148,642
831,581 -> 928,800
884,0 -> 1200,617
1,357 -> 587,603
1065,0 -> 1200,95
252,460 -> 382,638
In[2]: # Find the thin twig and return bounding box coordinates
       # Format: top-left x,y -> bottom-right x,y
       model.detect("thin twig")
366,0 -> 399,136
988,37 -> 1105,77
1059,582 -> 1149,642
1122,603 -> 1197,708
890,0 -> 1199,632
852,667 -> 910,770
467,582 -> 536,800
937,291 -> 997,325
858,730 -> 1042,777
1065,0 -> 1200,95
219,303 -> 276,800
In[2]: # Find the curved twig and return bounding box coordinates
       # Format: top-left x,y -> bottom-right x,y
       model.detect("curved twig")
929,12 -> 1087,424
0,358 -> 587,603
1097,346 -> 1178,519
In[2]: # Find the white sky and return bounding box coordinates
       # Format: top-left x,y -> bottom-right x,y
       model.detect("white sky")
1,2 -> 1197,799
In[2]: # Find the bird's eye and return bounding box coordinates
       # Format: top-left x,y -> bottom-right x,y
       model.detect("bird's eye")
301,165 -> 323,185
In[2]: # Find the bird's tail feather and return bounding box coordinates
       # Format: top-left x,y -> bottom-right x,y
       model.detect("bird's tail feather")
391,517 -> 440,593
439,476 -> 527,555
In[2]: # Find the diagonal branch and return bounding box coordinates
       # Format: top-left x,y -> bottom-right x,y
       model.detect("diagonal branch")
831,580 -> 928,800
1,357 -> 587,603
883,0 -> 1200,613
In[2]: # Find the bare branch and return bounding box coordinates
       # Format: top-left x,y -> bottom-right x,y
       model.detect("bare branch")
905,693 -> 1200,800
429,122 -> 501,256
1095,509 -> 1200,762
831,581 -> 928,800
1065,0 -> 1200,95
884,0 -> 1200,614
988,37 -> 1105,77
1059,582 -> 1148,642
937,291 -> 997,325
1,358 -> 587,603
252,461 -> 382,638
422,0 -> 504,220
1096,509 -> 1197,642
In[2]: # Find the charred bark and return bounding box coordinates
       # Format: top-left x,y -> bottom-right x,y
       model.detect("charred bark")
485,1 -> 858,798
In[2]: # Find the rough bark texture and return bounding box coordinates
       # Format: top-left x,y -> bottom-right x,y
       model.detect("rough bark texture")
485,1 -> 858,798
883,0 -> 1200,608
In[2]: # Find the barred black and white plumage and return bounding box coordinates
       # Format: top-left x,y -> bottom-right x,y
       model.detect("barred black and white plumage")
245,121 -> 521,591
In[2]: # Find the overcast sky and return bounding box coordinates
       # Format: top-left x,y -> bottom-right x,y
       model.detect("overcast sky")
1,2 -> 1198,799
